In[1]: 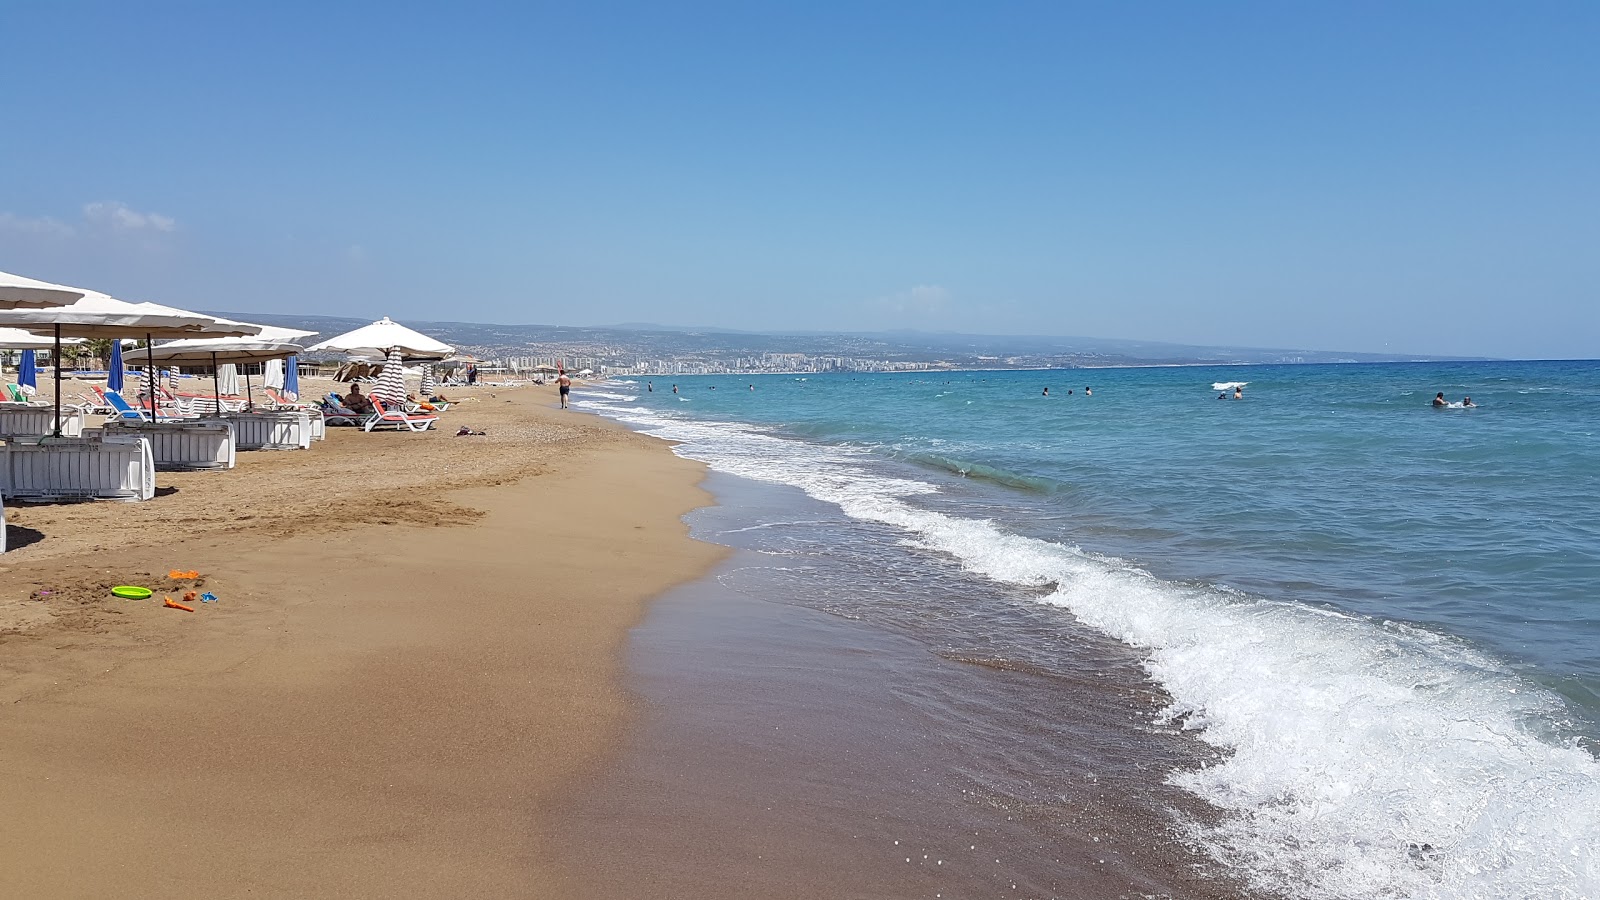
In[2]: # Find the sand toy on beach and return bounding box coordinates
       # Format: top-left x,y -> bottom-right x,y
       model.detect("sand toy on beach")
111,586 -> 152,600
169,569 -> 200,580
163,596 -> 194,612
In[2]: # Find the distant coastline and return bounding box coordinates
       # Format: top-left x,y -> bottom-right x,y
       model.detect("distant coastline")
203,310 -> 1501,377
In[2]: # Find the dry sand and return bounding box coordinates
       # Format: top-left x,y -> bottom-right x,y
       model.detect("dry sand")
0,379 -> 725,898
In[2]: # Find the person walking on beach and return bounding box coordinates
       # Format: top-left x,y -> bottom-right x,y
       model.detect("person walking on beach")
557,368 -> 571,409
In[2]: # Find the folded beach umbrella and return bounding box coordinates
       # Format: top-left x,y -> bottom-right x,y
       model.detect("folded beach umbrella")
372,347 -> 408,404
263,358 -> 284,390
0,270 -> 87,310
108,339 -> 125,392
18,350 -> 37,396
217,363 -> 239,398
283,355 -> 300,401
420,364 -> 436,397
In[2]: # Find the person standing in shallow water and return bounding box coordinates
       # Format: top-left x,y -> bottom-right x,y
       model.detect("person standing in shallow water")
1234,385 -> 1243,400
1084,387 -> 1092,396
1433,392 -> 1448,407
557,368 -> 572,409
1042,387 -> 1049,397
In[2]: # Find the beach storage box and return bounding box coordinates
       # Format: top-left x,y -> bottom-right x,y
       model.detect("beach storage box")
223,410 -> 312,451
102,420 -> 236,471
1,433 -> 155,501
0,405 -> 86,439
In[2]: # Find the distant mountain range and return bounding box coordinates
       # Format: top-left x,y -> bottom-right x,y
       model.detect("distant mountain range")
202,311 -> 1489,369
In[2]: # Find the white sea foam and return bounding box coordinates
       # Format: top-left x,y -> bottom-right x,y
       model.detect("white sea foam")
1213,381 -> 1249,391
578,395 -> 1600,899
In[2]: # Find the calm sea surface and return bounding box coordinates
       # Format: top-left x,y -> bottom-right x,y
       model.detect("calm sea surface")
577,360 -> 1600,900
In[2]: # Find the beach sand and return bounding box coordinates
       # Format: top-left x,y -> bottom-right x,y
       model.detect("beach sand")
0,380 -> 725,898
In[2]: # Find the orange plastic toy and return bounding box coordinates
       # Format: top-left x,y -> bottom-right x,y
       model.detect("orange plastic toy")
163,596 -> 194,612
169,570 -> 200,580
182,590 -> 198,603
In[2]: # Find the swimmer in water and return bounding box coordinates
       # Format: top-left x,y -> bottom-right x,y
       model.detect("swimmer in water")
1433,392 -> 1447,407
672,384 -> 678,394
1219,392 -> 1228,400
1234,385 -> 1243,399
647,382 -> 653,392
1042,387 -> 1049,396
1463,396 -> 1476,407
1084,387 -> 1092,396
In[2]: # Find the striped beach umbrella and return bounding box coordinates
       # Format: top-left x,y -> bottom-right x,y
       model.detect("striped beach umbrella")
372,346 -> 407,404
107,340 -> 125,392
19,349 -> 37,396
420,364 -> 436,397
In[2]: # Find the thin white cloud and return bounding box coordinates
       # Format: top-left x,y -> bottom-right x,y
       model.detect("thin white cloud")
0,212 -> 76,237
82,201 -> 176,233
874,284 -> 951,316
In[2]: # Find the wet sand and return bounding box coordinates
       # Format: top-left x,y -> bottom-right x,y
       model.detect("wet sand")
0,382 -> 725,898
553,472 -> 1248,900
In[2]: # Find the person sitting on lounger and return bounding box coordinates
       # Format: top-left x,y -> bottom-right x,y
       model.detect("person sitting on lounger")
343,383 -> 374,414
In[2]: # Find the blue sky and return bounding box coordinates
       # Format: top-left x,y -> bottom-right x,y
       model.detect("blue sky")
2,2 -> 1595,358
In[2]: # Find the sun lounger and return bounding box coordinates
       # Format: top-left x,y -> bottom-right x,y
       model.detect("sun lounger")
103,389 -> 186,423
365,396 -> 437,433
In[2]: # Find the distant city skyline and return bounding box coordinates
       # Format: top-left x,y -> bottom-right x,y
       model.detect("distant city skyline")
2,3 -> 1596,360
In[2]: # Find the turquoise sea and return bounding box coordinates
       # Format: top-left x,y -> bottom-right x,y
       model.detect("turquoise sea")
578,359 -> 1600,899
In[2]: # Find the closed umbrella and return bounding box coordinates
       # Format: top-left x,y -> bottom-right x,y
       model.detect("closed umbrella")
284,355 -> 300,401
108,340 -> 125,392
18,350 -> 37,397
264,358 -> 284,390
216,363 -> 239,397
372,347 -> 407,404
420,364 -> 436,397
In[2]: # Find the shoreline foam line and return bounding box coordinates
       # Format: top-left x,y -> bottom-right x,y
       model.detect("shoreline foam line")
576,391 -> 1600,900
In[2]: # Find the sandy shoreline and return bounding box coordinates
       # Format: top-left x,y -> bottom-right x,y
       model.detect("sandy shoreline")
0,383 -> 725,897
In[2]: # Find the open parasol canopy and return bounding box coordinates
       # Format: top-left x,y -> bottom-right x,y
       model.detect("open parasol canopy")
305,316 -> 452,360
0,270 -> 88,310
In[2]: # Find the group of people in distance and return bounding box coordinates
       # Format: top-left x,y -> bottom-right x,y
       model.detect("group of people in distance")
1434,392 -> 1476,408
1217,386 -> 1244,400
1040,387 -> 1091,397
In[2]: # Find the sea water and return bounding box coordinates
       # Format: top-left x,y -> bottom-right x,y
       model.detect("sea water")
576,360 -> 1600,899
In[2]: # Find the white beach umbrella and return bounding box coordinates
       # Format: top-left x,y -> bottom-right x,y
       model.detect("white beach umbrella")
305,316 -> 453,360
0,270 -> 88,310
0,327 -> 84,350
264,358 -> 284,390
144,338 -> 305,413
0,292 -> 260,427
371,347 -> 408,404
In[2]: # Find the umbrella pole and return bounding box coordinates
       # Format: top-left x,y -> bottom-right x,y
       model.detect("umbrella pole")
53,325 -> 62,437
212,352 -> 221,418
146,332 -> 157,421
245,367 -> 253,411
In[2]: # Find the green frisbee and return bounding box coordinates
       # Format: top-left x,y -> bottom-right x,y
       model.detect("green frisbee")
111,586 -> 153,600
